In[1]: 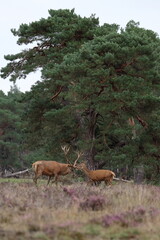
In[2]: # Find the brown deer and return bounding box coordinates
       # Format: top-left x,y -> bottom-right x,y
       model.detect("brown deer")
75,163 -> 115,186
32,145 -> 82,185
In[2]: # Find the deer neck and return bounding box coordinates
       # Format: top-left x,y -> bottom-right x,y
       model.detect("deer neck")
82,165 -> 91,177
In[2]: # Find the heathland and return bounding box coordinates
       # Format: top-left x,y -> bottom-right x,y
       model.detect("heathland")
0,178 -> 160,240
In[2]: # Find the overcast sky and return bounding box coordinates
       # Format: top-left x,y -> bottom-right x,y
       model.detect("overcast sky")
1,0 -> 160,94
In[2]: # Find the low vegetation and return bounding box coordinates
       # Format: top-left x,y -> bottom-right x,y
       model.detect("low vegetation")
1,9 -> 160,183
0,179 -> 160,240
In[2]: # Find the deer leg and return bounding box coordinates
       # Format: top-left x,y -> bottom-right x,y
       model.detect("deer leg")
54,175 -> 59,185
86,179 -> 94,186
104,179 -> 109,186
51,174 -> 59,185
47,176 -> 52,185
105,178 -> 112,186
33,172 -> 42,185
50,175 -> 57,184
107,175 -> 114,186
33,175 -> 37,184
94,181 -> 101,186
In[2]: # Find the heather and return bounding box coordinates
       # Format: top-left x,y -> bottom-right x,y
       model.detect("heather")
0,180 -> 160,240
1,9 -> 160,184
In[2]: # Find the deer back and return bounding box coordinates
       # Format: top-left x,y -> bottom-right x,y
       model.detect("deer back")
89,169 -> 115,181
32,161 -> 62,175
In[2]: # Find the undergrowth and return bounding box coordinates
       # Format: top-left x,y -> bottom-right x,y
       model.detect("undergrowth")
0,180 -> 160,240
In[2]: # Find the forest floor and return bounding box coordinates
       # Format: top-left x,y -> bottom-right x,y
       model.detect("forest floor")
0,177 -> 160,240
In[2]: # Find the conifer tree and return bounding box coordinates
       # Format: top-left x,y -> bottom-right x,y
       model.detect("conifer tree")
0,87 -> 24,171
1,10 -> 160,179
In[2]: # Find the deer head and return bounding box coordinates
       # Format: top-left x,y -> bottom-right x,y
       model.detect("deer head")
74,162 -> 87,172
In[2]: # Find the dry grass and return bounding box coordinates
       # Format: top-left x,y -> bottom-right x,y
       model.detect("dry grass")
0,178 -> 160,240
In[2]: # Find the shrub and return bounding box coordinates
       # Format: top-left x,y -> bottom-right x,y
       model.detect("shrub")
80,195 -> 106,211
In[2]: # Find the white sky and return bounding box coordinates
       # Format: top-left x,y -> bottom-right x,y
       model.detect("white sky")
0,0 -> 160,94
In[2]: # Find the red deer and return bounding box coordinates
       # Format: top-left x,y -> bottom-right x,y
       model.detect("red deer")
32,161 -> 73,185
75,163 -> 115,186
32,146 -> 82,185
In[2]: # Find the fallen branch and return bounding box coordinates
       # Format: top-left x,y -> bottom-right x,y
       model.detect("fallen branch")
113,177 -> 134,183
3,169 -> 31,178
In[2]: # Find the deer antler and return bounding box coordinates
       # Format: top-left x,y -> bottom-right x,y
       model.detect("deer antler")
61,145 -> 83,167
73,151 -> 83,167
61,145 -> 71,164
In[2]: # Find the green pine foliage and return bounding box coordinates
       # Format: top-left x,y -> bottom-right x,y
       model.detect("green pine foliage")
0,87 -> 24,170
1,10 -> 160,181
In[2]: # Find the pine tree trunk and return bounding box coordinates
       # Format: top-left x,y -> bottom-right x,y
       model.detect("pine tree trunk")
76,106 -> 98,169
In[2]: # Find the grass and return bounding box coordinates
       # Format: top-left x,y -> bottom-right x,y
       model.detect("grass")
0,177 -> 33,183
0,178 -> 160,240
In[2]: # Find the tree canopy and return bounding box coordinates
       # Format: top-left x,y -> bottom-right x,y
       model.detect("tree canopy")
1,9 -> 160,181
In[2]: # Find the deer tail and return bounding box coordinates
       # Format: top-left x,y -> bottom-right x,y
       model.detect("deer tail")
32,163 -> 38,172
111,171 -> 116,178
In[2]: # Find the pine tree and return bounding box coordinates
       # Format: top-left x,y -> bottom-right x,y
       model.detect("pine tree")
1,10 -> 160,180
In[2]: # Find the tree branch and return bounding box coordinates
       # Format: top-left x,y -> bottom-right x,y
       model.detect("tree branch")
136,115 -> 148,128
51,86 -> 63,101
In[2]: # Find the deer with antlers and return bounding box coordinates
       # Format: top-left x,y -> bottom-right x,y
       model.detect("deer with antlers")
32,145 -> 82,185
75,162 -> 116,186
